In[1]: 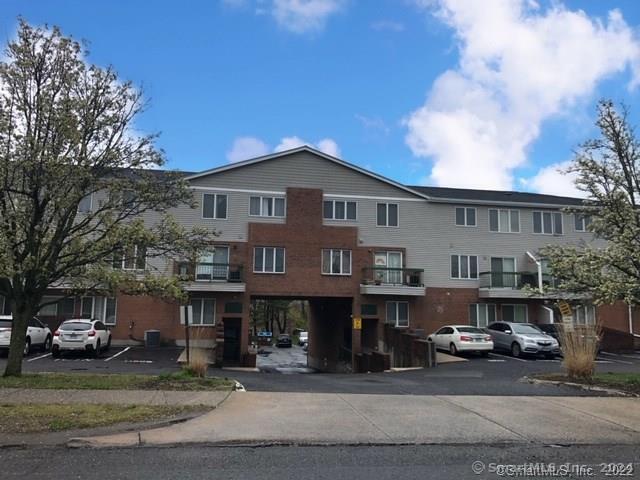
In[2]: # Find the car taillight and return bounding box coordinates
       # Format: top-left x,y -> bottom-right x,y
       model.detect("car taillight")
460,335 -> 472,342
88,330 -> 96,337
484,335 -> 492,341
54,330 -> 60,337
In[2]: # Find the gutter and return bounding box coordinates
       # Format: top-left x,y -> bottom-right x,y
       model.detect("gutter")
526,251 -> 544,293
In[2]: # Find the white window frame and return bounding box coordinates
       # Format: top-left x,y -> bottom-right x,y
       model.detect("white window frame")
455,207 -> 477,227
189,298 -> 216,326
574,213 -> 591,232
450,254 -> 478,280
81,296 -> 117,326
533,211 -> 563,235
38,296 -> 61,316
249,196 -> 286,218
202,193 -> 228,220
253,247 -> 286,274
78,194 -> 93,213
113,245 -> 146,270
469,304 -> 496,328
386,301 -> 409,328
321,249 -> 352,276
488,209 -> 520,233
575,305 -> 596,326
323,200 -> 357,221
502,304 -> 528,323
376,202 -> 399,227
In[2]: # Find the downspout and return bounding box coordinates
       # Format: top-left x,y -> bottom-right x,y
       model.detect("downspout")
526,251 -> 543,293
542,306 -> 555,324
629,304 -> 639,338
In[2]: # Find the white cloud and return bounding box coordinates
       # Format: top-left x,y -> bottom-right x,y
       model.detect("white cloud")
271,0 -> 346,33
355,114 -> 390,136
405,0 -> 640,191
371,20 -> 405,32
226,136 -> 270,163
274,135 -> 341,157
316,138 -> 341,157
526,160 -> 587,198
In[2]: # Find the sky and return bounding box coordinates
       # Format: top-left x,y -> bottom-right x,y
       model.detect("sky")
1,0 -> 640,197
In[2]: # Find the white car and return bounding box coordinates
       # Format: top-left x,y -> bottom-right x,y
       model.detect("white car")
298,331 -> 308,346
427,325 -> 494,356
0,315 -> 52,355
52,319 -> 111,358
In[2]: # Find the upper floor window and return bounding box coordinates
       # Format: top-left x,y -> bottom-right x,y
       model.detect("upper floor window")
574,214 -> 591,232
455,207 -> 476,226
113,245 -> 146,270
203,193 -> 227,219
376,203 -> 398,227
321,249 -> 351,276
386,301 -> 409,328
489,209 -> 520,233
254,247 -> 285,274
250,196 -> 285,217
78,194 -> 92,213
533,211 -> 562,235
451,254 -> 478,279
323,200 -> 356,220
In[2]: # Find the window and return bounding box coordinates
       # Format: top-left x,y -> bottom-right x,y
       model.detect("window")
202,193 -> 228,219
574,214 -> 591,232
254,247 -> 285,273
80,297 -> 117,325
376,203 -> 398,227
386,301 -> 409,328
250,196 -> 285,217
469,304 -> 497,328
196,247 -> 230,281
322,249 -> 352,275
575,305 -> 596,325
450,255 -> 478,279
78,194 -> 92,213
323,200 -> 357,220
190,298 -> 215,326
502,304 -> 527,323
38,296 -> 60,316
113,245 -> 146,270
489,209 -> 520,233
455,207 -> 476,226
533,211 -> 563,235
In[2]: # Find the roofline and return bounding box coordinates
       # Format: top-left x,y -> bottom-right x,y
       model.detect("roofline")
424,196 -> 587,209
184,146 -> 431,201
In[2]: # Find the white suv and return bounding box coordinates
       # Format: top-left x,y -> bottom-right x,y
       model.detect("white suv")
52,319 -> 112,358
0,315 -> 52,355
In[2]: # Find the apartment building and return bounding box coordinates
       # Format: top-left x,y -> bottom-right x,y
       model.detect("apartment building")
12,147 -> 639,371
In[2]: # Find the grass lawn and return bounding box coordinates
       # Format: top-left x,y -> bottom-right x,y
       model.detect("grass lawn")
0,404 -> 204,433
535,372 -> 640,395
0,370 -> 235,391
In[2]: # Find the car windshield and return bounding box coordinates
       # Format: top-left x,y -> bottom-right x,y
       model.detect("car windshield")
0,320 -> 12,329
512,324 -> 543,335
457,327 -> 483,334
60,322 -> 92,331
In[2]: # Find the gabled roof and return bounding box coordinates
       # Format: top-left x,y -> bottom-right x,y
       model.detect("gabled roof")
184,146 -> 430,200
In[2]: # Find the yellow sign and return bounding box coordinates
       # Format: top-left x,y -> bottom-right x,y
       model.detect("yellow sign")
558,301 -> 572,317
353,317 -> 362,330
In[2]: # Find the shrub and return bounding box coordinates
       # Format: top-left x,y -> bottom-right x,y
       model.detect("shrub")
182,327 -> 210,378
558,323 -> 601,379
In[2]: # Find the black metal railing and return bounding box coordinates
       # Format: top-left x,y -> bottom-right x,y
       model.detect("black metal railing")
177,262 -> 244,283
362,267 -> 424,287
478,271 -> 558,290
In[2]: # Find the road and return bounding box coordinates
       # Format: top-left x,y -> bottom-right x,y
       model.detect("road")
3,444 -> 639,479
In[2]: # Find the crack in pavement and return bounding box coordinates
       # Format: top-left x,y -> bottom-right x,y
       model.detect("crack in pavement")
335,394 -> 394,442
539,397 -> 640,434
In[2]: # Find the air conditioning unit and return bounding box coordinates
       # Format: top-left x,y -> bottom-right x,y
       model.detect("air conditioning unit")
144,330 -> 161,348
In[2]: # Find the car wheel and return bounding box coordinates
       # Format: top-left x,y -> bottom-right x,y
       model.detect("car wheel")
93,340 -> 101,358
449,343 -> 458,355
43,335 -> 52,352
52,345 -> 60,358
511,342 -> 521,358
23,338 -> 31,356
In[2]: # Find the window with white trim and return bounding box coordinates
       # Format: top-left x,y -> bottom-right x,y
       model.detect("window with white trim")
323,200 -> 357,220
469,304 -> 496,328
455,207 -> 476,226
250,196 -> 285,217
489,209 -> 520,233
78,194 -> 92,213
202,193 -> 228,219
113,245 -> 146,270
81,297 -> 117,325
190,298 -> 216,326
386,301 -> 409,328
254,247 -> 285,273
575,305 -> 596,325
376,203 -> 398,227
502,304 -> 527,323
321,249 -> 351,275
450,255 -> 478,279
533,211 -> 563,235
574,214 -> 591,232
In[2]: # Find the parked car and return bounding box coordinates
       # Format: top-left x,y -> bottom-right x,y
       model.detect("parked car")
276,334 -> 292,348
486,322 -> 560,358
537,323 -> 601,354
427,325 -> 493,356
0,315 -> 52,355
298,331 -> 308,346
52,319 -> 111,358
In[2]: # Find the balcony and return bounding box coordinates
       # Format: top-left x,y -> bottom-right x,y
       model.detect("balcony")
360,267 -> 425,296
176,262 -> 246,293
478,271 -> 558,299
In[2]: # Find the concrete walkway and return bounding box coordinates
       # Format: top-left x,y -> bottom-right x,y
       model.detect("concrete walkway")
0,388 -> 230,407
70,391 -> 640,447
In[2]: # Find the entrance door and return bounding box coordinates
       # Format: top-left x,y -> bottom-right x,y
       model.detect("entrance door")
223,318 -> 241,364
491,257 -> 516,288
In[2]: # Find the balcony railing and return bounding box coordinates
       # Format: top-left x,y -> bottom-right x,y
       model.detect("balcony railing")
177,262 -> 244,283
362,267 -> 424,287
479,271 -> 558,290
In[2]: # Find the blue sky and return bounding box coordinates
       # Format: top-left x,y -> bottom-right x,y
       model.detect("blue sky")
1,0 -> 640,195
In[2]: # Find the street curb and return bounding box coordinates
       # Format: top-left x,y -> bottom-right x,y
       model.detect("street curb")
67,388 -> 235,449
524,376 -> 639,397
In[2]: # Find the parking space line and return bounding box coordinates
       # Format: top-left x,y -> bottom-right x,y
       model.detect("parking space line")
488,352 -> 529,362
487,359 -> 506,363
27,352 -> 51,362
104,346 -> 130,362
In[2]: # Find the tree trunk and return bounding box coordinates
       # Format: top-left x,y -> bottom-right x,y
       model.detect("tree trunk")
3,299 -> 34,377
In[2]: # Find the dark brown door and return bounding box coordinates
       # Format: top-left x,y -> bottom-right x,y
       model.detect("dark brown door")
223,319 -> 241,364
